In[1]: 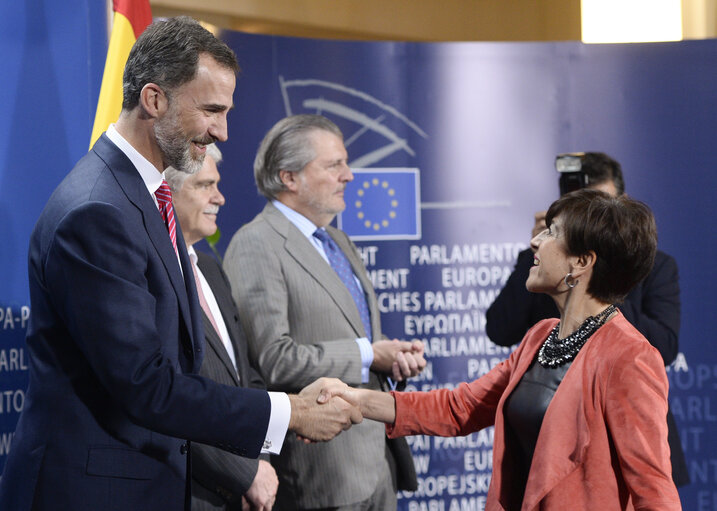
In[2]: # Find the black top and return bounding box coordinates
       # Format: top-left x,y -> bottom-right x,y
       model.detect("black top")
503,356 -> 572,508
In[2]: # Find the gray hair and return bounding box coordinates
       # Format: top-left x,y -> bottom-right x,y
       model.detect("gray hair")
165,143 -> 223,194
254,114 -> 343,199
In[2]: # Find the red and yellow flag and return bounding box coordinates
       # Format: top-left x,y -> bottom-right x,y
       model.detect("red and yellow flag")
90,0 -> 152,148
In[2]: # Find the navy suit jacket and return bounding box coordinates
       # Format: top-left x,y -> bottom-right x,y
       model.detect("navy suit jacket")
0,135 -> 271,511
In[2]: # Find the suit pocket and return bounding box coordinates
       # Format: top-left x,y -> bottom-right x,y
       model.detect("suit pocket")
86,446 -> 162,480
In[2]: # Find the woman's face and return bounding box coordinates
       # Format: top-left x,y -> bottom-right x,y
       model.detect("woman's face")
526,215 -> 572,296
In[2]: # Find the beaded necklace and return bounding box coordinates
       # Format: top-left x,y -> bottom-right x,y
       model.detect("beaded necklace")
537,304 -> 617,368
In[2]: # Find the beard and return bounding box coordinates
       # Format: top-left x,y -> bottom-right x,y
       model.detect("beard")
296,176 -> 346,223
154,105 -> 213,175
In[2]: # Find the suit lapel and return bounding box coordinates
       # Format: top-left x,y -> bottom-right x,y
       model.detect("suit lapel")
201,311 -> 240,385
263,204 -> 366,338
177,230 -> 204,371
93,135 -> 200,367
196,252 -> 244,385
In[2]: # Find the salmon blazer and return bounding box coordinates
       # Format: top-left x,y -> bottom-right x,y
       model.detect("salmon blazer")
389,312 -> 681,511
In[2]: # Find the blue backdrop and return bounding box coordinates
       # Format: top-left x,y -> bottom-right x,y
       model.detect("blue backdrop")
216,32 -> 717,511
0,0 -> 107,469
1,6 -> 716,509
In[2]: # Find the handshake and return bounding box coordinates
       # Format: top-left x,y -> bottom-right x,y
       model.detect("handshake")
288,377 -> 362,442
289,339 -> 424,442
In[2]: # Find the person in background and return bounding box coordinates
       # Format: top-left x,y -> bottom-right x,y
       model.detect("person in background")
224,114 -> 425,510
322,189 -> 682,510
485,152 -> 688,487
0,18 -> 358,511
167,144 -> 279,511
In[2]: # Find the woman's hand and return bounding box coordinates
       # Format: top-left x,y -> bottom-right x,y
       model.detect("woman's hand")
317,382 -> 396,424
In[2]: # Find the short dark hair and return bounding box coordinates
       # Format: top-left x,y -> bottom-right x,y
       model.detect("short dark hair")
254,114 -> 343,199
545,188 -> 656,303
122,16 -> 239,110
581,152 -> 625,195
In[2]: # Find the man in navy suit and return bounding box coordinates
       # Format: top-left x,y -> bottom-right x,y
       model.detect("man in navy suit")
0,16 -> 359,511
167,144 -> 280,510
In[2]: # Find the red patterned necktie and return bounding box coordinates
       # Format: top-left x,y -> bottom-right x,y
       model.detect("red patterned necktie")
155,180 -> 177,253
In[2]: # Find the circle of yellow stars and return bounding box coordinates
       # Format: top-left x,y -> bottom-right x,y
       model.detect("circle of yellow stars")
354,178 -> 398,231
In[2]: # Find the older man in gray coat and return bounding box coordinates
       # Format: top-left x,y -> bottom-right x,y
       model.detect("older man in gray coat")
168,144 -> 279,511
224,115 -> 425,510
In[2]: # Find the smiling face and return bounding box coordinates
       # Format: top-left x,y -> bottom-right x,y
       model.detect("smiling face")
526,215 -> 573,297
155,53 -> 235,175
283,129 -> 353,227
173,154 -> 225,246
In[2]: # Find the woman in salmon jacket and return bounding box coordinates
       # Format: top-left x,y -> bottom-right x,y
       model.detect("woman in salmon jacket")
323,188 -> 681,511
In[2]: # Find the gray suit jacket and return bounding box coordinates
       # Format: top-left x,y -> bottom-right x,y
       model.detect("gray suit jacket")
191,251 -> 268,511
223,202 -> 414,508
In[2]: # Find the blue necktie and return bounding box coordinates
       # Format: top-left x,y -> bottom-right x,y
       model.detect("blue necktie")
313,228 -> 372,342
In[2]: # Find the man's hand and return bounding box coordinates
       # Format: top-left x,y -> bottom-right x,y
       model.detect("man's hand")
315,378 -> 361,407
316,382 -> 396,424
372,339 -> 427,381
391,340 -> 426,382
244,460 -> 278,511
289,378 -> 362,442
531,210 -> 547,241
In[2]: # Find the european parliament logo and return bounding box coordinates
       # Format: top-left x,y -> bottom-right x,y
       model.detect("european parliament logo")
338,169 -> 421,241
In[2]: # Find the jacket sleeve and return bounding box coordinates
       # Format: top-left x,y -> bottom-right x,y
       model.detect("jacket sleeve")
387,340 -> 524,438
618,251 -> 680,365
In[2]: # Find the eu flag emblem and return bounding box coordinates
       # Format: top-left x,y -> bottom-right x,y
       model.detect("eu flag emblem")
338,168 -> 421,240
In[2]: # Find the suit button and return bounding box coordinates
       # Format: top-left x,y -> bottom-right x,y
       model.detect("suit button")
180,443 -> 188,455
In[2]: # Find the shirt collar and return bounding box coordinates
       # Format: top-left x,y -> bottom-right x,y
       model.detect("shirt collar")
187,244 -> 198,265
272,200 -> 320,239
106,124 -> 165,196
